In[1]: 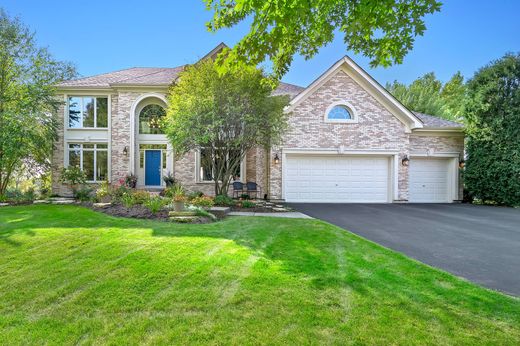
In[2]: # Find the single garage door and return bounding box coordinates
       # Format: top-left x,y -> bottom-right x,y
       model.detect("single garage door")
409,158 -> 451,203
284,155 -> 390,203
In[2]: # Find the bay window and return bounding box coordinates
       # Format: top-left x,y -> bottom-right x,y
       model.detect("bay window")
68,96 -> 108,128
67,143 -> 108,182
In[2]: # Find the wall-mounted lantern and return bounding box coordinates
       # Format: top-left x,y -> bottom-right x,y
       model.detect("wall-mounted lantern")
123,146 -> 128,156
274,153 -> 280,164
459,159 -> 465,169
401,155 -> 409,166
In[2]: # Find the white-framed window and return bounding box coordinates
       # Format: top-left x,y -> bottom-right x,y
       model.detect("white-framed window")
198,148 -> 243,182
67,143 -> 108,182
324,101 -> 358,123
139,104 -> 166,134
68,96 -> 108,128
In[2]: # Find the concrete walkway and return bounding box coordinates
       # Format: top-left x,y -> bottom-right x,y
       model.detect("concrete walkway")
228,211 -> 313,219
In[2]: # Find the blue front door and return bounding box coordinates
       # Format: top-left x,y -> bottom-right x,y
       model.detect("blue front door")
145,150 -> 161,186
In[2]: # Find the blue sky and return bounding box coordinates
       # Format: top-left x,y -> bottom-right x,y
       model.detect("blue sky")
3,0 -> 519,87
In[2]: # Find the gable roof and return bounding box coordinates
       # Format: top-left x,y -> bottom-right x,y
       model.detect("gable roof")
287,56 -> 424,132
57,43 -> 304,99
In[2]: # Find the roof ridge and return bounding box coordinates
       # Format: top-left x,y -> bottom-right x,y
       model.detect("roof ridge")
64,66 -> 142,83
110,67 -> 173,84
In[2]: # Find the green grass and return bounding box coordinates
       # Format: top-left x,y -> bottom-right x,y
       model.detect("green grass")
0,205 -> 519,345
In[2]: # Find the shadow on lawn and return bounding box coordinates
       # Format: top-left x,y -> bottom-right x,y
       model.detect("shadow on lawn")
2,204 -> 519,319
0,209 -> 36,246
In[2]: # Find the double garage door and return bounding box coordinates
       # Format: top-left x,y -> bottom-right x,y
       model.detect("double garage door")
284,155 -> 454,203
284,155 -> 391,203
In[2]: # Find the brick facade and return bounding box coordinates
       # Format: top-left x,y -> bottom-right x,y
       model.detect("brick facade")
52,66 -> 464,201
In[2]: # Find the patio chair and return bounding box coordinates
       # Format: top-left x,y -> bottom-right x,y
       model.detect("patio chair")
246,181 -> 261,199
232,181 -> 245,198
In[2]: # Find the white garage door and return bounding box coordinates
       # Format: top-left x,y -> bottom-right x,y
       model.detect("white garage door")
409,158 -> 451,203
284,155 -> 390,203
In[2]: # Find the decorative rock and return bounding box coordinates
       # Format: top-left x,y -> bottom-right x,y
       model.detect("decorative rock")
273,207 -> 288,212
169,216 -> 197,223
275,204 -> 284,208
169,211 -> 198,217
93,202 -> 112,207
33,200 -> 50,204
209,206 -> 230,219
0,203 -> 9,207
52,200 -> 75,205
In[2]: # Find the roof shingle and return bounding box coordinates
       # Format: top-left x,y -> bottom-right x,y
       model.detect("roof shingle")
413,112 -> 463,128
58,66 -> 305,98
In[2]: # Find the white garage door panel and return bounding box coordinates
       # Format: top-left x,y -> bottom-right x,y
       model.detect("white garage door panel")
284,156 -> 390,202
409,159 -> 450,203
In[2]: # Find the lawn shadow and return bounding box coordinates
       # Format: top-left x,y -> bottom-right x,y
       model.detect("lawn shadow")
0,208 -> 37,246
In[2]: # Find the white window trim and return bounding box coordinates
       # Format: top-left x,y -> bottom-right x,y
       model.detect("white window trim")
195,149 -> 246,184
67,96 -> 109,129
324,100 -> 358,123
66,143 -> 109,183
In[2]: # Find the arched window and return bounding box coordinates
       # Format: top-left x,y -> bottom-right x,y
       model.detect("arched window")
139,104 -> 166,134
327,105 -> 352,120
324,102 -> 357,123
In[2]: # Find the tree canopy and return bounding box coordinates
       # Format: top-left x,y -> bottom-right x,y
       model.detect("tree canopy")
464,53 -> 520,206
205,0 -> 442,78
0,9 -> 76,195
386,72 -> 466,121
164,59 -> 288,196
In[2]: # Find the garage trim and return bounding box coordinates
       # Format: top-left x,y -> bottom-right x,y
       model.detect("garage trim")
282,148 -> 399,203
409,153 -> 460,202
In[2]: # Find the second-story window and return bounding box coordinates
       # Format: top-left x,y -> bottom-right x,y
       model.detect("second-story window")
68,97 -> 108,128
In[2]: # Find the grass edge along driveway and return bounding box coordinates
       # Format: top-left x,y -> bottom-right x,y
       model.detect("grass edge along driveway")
0,205 -> 519,345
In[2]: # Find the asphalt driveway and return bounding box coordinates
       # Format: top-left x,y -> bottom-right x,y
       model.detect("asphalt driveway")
289,203 -> 520,296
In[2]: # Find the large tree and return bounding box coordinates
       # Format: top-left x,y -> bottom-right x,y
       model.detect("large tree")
164,59 -> 288,196
0,9 -> 76,195
205,0 -> 442,78
464,53 -> 520,206
386,72 -> 466,121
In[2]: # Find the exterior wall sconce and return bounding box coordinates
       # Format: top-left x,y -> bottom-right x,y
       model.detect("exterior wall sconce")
459,159 -> 465,169
401,155 -> 409,166
123,146 -> 128,156
274,153 -> 280,164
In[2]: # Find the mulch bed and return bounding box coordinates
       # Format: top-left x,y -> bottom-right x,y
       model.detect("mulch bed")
88,203 -> 213,224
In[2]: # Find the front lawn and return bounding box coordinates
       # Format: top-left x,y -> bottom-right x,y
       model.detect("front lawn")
1,205 -> 519,345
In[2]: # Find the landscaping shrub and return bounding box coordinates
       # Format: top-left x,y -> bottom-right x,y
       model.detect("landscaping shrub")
95,181 -> 111,202
131,190 -> 151,205
124,174 -> 138,189
187,191 -> 204,200
120,193 -> 135,208
144,196 -> 166,214
163,172 -> 176,187
1,188 -> 37,203
111,185 -> 131,202
464,53 -> 520,206
214,194 -> 235,207
75,186 -> 94,202
60,166 -> 87,192
190,195 -> 215,209
239,200 -> 255,208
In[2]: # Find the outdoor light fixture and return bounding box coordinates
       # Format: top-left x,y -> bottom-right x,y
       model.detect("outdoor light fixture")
123,146 -> 128,156
459,159 -> 465,169
274,153 -> 280,164
401,155 -> 409,166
